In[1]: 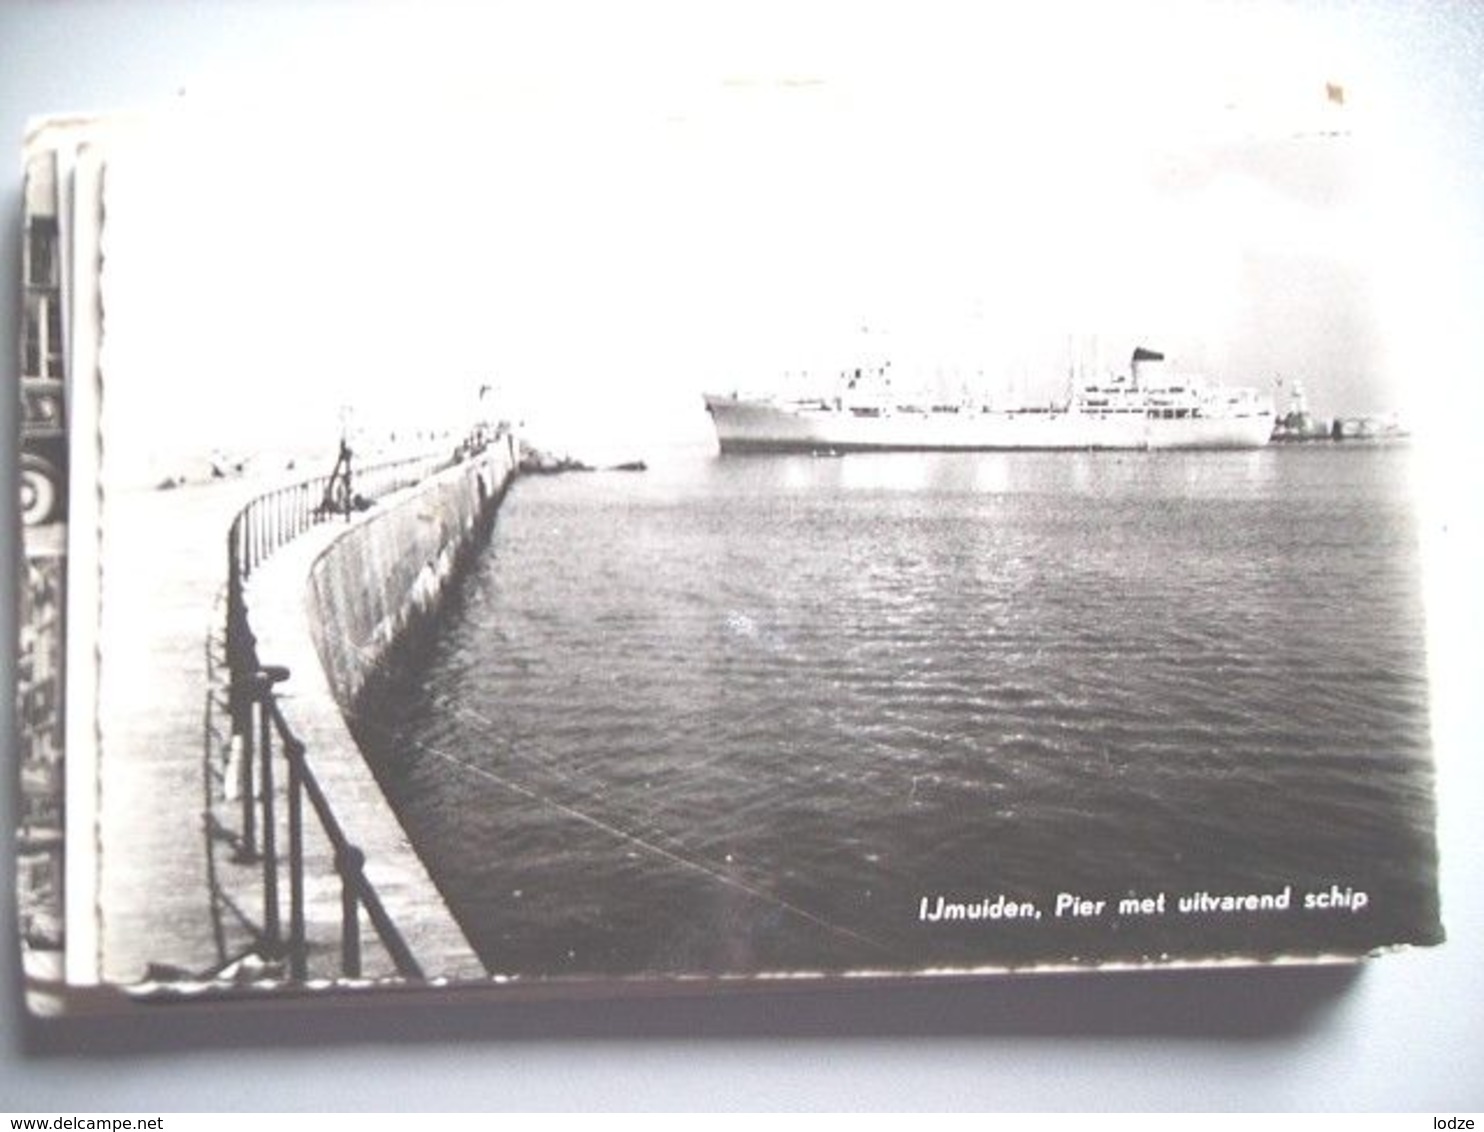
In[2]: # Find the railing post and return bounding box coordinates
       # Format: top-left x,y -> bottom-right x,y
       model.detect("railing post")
225,520 -> 258,861
255,665 -> 292,956
257,677 -> 279,952
286,735 -> 307,982
237,723 -> 257,861
338,845 -> 365,977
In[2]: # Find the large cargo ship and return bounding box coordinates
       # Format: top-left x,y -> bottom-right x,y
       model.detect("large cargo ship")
705,348 -> 1274,453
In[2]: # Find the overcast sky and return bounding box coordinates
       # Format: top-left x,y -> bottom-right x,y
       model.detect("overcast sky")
87,1 -> 1468,475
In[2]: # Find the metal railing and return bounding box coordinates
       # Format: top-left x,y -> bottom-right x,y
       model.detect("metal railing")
249,666 -> 424,980
210,446 -> 455,982
230,449 -> 451,583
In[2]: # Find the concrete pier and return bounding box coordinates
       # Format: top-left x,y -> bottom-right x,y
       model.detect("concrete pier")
240,510 -> 485,981
94,440 -> 516,987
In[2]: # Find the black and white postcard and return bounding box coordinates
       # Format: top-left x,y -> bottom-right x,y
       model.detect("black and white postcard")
13,10 -> 1446,1013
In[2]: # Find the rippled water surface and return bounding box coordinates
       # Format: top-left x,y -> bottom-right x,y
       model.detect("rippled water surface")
356,444 -> 1440,977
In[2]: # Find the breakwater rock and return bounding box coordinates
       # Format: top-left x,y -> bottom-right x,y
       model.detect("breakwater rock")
517,441 -> 647,476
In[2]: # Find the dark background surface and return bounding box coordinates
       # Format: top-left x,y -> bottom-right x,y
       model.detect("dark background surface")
1,0 -> 1481,1111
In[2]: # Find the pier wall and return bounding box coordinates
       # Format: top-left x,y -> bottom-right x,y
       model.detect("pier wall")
308,435 -> 517,712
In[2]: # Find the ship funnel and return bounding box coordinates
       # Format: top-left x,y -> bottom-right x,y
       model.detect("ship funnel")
1130,346 -> 1165,390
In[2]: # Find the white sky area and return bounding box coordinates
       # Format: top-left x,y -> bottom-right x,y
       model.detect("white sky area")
90,1 -> 1453,480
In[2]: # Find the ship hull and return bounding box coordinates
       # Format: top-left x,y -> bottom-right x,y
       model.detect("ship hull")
704,395 -> 1273,453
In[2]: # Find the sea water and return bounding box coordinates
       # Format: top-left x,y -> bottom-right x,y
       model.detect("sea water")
353,443 -> 1440,977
